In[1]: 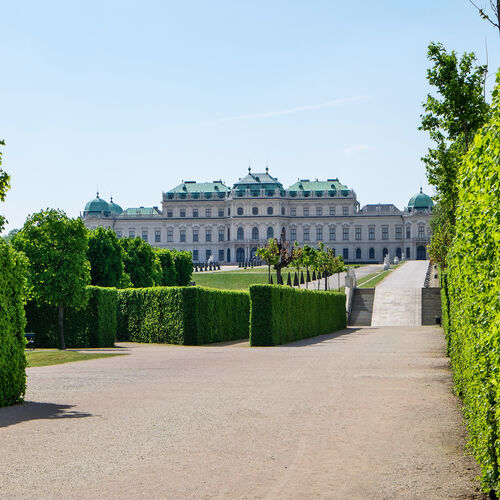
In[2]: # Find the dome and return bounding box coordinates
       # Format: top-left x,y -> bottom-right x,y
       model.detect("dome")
408,188 -> 434,211
83,192 -> 110,217
108,197 -> 123,216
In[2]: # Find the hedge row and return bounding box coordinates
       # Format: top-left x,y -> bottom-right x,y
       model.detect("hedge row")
117,286 -> 249,345
0,241 -> 27,407
249,285 -> 346,346
442,79 -> 500,493
25,286 -> 117,348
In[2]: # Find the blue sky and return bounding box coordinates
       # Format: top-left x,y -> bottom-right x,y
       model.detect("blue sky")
1,1 -> 499,232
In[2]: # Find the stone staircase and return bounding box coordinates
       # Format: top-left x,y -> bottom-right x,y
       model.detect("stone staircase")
421,288 -> 442,325
348,289 -> 375,326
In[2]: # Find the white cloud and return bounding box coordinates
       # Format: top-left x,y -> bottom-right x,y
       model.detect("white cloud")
344,144 -> 370,156
206,95 -> 369,124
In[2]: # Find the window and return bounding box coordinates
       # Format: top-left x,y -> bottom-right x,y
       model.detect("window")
218,229 -> 224,242
193,250 -> 199,261
316,227 -> 323,241
237,207 -> 243,215
218,209 -> 224,217
180,209 -> 186,218
406,225 -> 411,238
396,247 -> 402,259
329,206 -> 335,216
218,249 -> 224,261
303,207 -> 309,216
252,207 -> 258,215
406,247 -> 411,258
237,227 -> 244,240
116,230 -> 122,238
281,206 -> 285,215
395,226 -> 402,240
316,207 -> 322,216
252,227 -> 259,240
206,249 -> 211,260
267,206 -> 273,215
343,206 -> 349,216
167,210 -> 173,218
205,208 -> 211,217
267,227 -> 274,239
329,227 -> 336,241
290,228 -> 297,241
356,248 -> 361,260
382,226 -> 389,240
155,230 -> 161,243
418,225 -> 425,239
383,248 -> 389,258
343,248 -> 349,260
205,229 -> 212,242
129,230 -> 135,238
331,248 -> 335,256
369,248 -> 375,259
369,226 -> 375,240
180,230 -> 186,242
227,227 -> 230,240
142,231 -> 148,242
228,208 -> 230,216
193,229 -> 199,242
355,227 -> 361,240
290,207 -> 296,216
303,228 -> 310,241
193,209 -> 199,217
343,227 -> 349,241
167,230 -> 173,242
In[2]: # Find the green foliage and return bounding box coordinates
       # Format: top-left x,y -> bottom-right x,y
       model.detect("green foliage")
171,249 -> 193,286
25,286 -> 118,348
0,139 -> 10,232
154,248 -> 178,286
0,240 -> 27,406
87,227 -> 124,287
117,286 -> 249,345
120,237 -> 161,287
249,285 -> 346,346
443,72 -> 500,493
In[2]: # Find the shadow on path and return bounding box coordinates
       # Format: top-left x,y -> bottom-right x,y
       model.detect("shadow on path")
286,327 -> 366,347
0,402 -> 93,428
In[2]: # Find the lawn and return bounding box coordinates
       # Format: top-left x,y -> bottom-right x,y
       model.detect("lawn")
26,350 -> 125,367
192,267 -> 283,290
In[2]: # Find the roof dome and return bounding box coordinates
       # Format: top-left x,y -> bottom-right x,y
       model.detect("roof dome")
108,197 -> 123,215
408,188 -> 434,211
83,192 -> 110,217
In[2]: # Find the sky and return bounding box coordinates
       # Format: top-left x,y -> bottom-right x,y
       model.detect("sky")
1,1 -> 499,233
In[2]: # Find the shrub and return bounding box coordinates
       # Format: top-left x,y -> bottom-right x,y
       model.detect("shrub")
117,286 -> 249,345
172,250 -> 193,286
0,241 -> 27,407
249,285 -> 346,346
155,248 -> 178,286
25,286 -> 117,348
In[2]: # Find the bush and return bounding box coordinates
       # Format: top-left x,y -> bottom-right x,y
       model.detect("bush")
172,250 -> 193,286
117,286 -> 249,345
25,286 -> 117,348
0,241 -> 27,407
249,285 -> 346,346
155,248 -> 178,286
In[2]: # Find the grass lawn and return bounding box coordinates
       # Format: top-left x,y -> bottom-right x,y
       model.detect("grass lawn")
26,350 -> 126,367
192,268 -> 282,290
358,270 -> 391,288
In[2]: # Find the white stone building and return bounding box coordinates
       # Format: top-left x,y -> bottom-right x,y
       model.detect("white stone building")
82,168 -> 434,264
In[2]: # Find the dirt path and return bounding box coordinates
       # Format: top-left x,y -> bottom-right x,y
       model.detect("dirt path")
0,327 -> 484,499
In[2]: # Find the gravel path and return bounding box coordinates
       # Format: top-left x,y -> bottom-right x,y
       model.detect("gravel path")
0,326 -> 484,499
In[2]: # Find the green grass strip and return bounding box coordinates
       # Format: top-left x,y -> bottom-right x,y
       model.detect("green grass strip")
26,350 -> 125,367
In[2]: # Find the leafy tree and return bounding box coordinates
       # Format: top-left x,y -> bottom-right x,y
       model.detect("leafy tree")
13,209 -> 90,349
0,139 -> 10,232
120,237 -> 161,288
301,245 -> 317,288
155,248 -> 178,286
87,227 -> 124,287
171,250 -> 193,286
2,228 -> 19,243
468,0 -> 500,35
256,238 -> 300,284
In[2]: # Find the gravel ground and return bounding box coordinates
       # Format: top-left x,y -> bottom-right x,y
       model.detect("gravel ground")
0,326 -> 485,499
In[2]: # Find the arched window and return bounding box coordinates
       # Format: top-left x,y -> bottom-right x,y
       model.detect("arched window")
267,227 -> 274,239
237,207 -> 243,215
237,227 -> 244,240
396,247 -> 402,259
356,248 -> 361,260
236,248 -> 245,262
252,227 -> 259,240
369,248 -> 375,259
281,206 -> 285,215
252,207 -> 258,215
383,248 -> 389,258
267,206 -> 273,215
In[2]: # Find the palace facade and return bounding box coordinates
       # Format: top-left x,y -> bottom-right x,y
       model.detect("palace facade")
82,168 -> 434,264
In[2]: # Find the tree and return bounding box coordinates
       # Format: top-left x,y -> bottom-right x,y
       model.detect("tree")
119,237 -> 161,288
154,248 -> 178,286
13,209 -> 90,349
301,245 -> 316,289
257,239 -> 280,283
0,139 -> 10,232
256,238 -> 300,285
171,250 -> 192,286
87,227 -> 124,287
2,228 -> 19,243
468,0 -> 500,35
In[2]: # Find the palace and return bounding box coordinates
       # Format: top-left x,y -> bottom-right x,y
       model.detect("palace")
82,167 -> 433,264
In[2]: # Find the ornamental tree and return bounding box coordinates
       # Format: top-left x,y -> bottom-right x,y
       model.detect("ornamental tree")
154,248 -> 178,286
87,226 -> 124,287
120,237 -> 161,287
0,139 -> 10,231
13,209 -> 90,349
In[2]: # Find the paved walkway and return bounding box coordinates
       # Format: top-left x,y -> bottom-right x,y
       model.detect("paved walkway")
302,263 -> 384,290
0,326 -> 482,499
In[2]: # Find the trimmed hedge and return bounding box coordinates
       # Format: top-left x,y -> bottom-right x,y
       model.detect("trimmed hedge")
0,241 -> 27,407
25,286 -> 117,348
249,285 -> 346,346
117,286 -> 249,345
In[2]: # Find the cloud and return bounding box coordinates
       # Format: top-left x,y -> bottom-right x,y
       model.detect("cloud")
344,144 -> 370,156
206,95 -> 369,124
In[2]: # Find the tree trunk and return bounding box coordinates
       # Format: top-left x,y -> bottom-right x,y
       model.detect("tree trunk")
58,302 -> 66,350
268,264 -> 271,284
276,267 -> 282,285
325,272 -> 328,291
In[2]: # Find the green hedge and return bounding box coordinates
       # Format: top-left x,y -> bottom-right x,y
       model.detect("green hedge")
25,286 -> 117,348
443,76 -> 500,493
249,285 -> 346,346
0,241 -> 27,407
117,286 -> 249,345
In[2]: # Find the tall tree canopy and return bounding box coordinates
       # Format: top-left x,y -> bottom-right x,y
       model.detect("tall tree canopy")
120,237 -> 161,288
0,139 -> 10,232
13,209 -> 90,349
87,227 -> 124,287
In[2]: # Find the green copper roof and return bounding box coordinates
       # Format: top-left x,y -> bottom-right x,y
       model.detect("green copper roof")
84,193 -> 110,216
408,188 -> 434,209
168,181 -> 230,194
123,207 -> 161,216
108,198 -> 123,215
288,178 -> 349,193
233,168 -> 283,190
